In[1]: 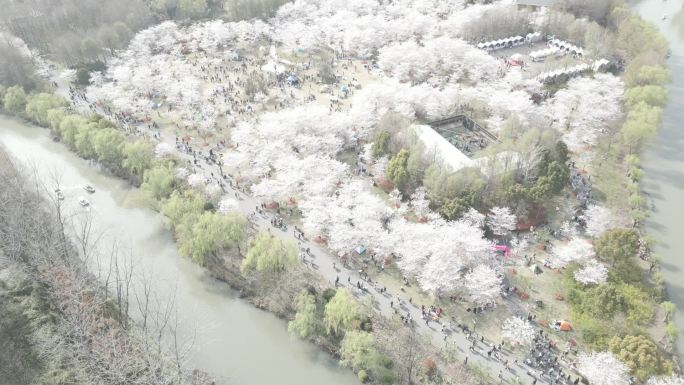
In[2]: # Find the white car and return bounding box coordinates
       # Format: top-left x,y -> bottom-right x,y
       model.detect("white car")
83,184 -> 95,193
78,197 -> 90,207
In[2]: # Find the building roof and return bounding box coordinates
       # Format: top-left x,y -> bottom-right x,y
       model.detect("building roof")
413,125 -> 474,173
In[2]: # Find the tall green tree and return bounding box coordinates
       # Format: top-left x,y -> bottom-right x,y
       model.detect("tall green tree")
58,114 -> 88,148
92,128 -> 126,170
161,190 -> 207,247
141,165 -> 177,202
371,130 -> 391,159
324,289 -> 361,335
177,0 -> 208,19
24,93 -> 67,126
240,232 -> 297,276
594,228 -> 641,282
609,334 -> 672,381
178,211 -> 246,265
3,85 -> 27,115
122,140 -> 153,180
386,148 -> 410,190
288,291 -> 319,338
624,85 -> 668,108
340,331 -> 379,373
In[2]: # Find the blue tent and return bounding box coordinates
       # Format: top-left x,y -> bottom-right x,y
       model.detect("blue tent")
340,84 -> 350,93
355,245 -> 367,255
286,75 -> 299,85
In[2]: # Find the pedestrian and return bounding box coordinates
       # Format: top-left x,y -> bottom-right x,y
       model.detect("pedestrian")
464,356 -> 468,365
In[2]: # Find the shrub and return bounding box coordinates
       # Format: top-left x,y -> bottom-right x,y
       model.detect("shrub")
422,358 -> 438,379
357,370 -> 369,383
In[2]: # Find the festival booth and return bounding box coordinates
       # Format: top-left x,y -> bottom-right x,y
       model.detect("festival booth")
509,53 -> 525,66
525,32 -> 543,43
478,35 -> 526,52
529,46 -> 560,62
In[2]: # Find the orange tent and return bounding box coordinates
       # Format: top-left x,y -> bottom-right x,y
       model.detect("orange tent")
559,320 -> 572,331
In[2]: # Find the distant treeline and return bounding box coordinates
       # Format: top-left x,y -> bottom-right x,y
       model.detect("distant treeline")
0,0 -> 291,90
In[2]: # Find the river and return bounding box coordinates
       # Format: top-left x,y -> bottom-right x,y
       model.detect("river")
0,115 -> 359,385
633,0 -> 684,362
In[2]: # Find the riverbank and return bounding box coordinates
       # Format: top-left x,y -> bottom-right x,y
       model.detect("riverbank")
1,1 -> 681,383
633,0 -> 684,364
0,114 -> 362,385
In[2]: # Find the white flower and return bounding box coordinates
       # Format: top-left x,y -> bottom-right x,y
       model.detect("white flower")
578,351 -> 629,385
574,260 -> 608,285
501,317 -> 535,346
551,237 -> 594,268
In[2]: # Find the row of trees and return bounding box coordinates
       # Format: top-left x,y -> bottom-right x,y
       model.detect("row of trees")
1,86 -> 156,184
288,287 -> 436,385
563,227 -> 675,382
0,0 -> 155,66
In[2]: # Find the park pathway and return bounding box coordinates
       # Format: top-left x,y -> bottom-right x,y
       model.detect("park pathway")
52,74 -> 559,385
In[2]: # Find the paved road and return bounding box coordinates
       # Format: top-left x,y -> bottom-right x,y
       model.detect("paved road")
53,76 -> 564,385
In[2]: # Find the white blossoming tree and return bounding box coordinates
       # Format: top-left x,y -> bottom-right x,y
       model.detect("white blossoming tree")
460,265 -> 502,306
154,142 -> 176,158
461,207 -> 486,228
577,351 -> 630,385
551,237 -> 595,268
574,259 -> 608,285
410,187 -> 431,219
486,206 -> 517,237
218,196 -> 240,214
501,317 -> 535,346
581,204 -> 613,238
186,173 -> 206,188
647,376 -> 684,385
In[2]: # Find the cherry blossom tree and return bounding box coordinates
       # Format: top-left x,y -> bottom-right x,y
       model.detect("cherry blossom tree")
578,351 -> 630,385
251,154 -> 349,203
389,188 -> 402,208
461,207 -> 486,228
409,187 -> 431,219
551,237 -> 595,268
154,142 -> 176,158
459,265 -> 501,306
647,376 -> 684,385
486,206 -> 516,237
574,259 -> 608,285
581,204 -> 614,238
543,74 -> 624,152
218,196 -> 240,214
378,37 -> 498,85
186,173 -> 206,188
501,317 -> 535,346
